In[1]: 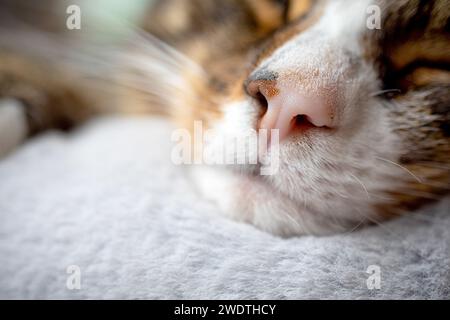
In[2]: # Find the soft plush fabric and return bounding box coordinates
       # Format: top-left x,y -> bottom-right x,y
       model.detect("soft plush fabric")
0,116 -> 449,299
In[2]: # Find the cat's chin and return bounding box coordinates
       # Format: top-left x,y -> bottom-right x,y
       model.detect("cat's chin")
190,165 -> 364,237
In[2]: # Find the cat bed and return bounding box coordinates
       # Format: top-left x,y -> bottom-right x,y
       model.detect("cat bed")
0,116 -> 449,299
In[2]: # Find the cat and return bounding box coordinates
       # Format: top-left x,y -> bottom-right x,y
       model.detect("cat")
0,0 -> 449,236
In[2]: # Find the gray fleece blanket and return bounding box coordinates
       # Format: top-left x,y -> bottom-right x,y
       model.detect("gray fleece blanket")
0,117 -> 449,299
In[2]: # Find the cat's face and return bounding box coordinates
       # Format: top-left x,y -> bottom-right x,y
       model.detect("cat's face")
146,0 -> 450,236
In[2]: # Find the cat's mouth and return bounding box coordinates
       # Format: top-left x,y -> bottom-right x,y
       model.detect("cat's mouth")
227,167 -> 286,199
224,163 -> 293,201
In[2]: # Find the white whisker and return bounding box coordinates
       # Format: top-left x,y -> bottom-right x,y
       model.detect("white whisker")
375,156 -> 423,183
348,173 -> 370,200
369,89 -> 401,97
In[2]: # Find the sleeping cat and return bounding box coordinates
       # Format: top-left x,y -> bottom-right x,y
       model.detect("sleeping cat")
0,0 -> 449,236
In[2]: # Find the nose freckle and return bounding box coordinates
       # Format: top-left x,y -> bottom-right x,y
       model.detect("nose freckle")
263,84 -> 279,98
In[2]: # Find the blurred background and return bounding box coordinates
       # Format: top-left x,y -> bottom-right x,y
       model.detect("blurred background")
0,0 -> 160,156
0,0 -> 154,40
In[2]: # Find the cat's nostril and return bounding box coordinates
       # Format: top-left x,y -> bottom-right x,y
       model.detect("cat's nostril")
255,91 -> 268,112
245,79 -> 276,112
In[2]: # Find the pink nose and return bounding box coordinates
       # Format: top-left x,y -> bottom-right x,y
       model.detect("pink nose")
246,79 -> 336,141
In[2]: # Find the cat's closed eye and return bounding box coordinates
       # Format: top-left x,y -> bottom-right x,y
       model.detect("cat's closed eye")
381,27 -> 450,93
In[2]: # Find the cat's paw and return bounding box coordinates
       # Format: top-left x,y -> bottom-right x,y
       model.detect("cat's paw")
0,98 -> 28,158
